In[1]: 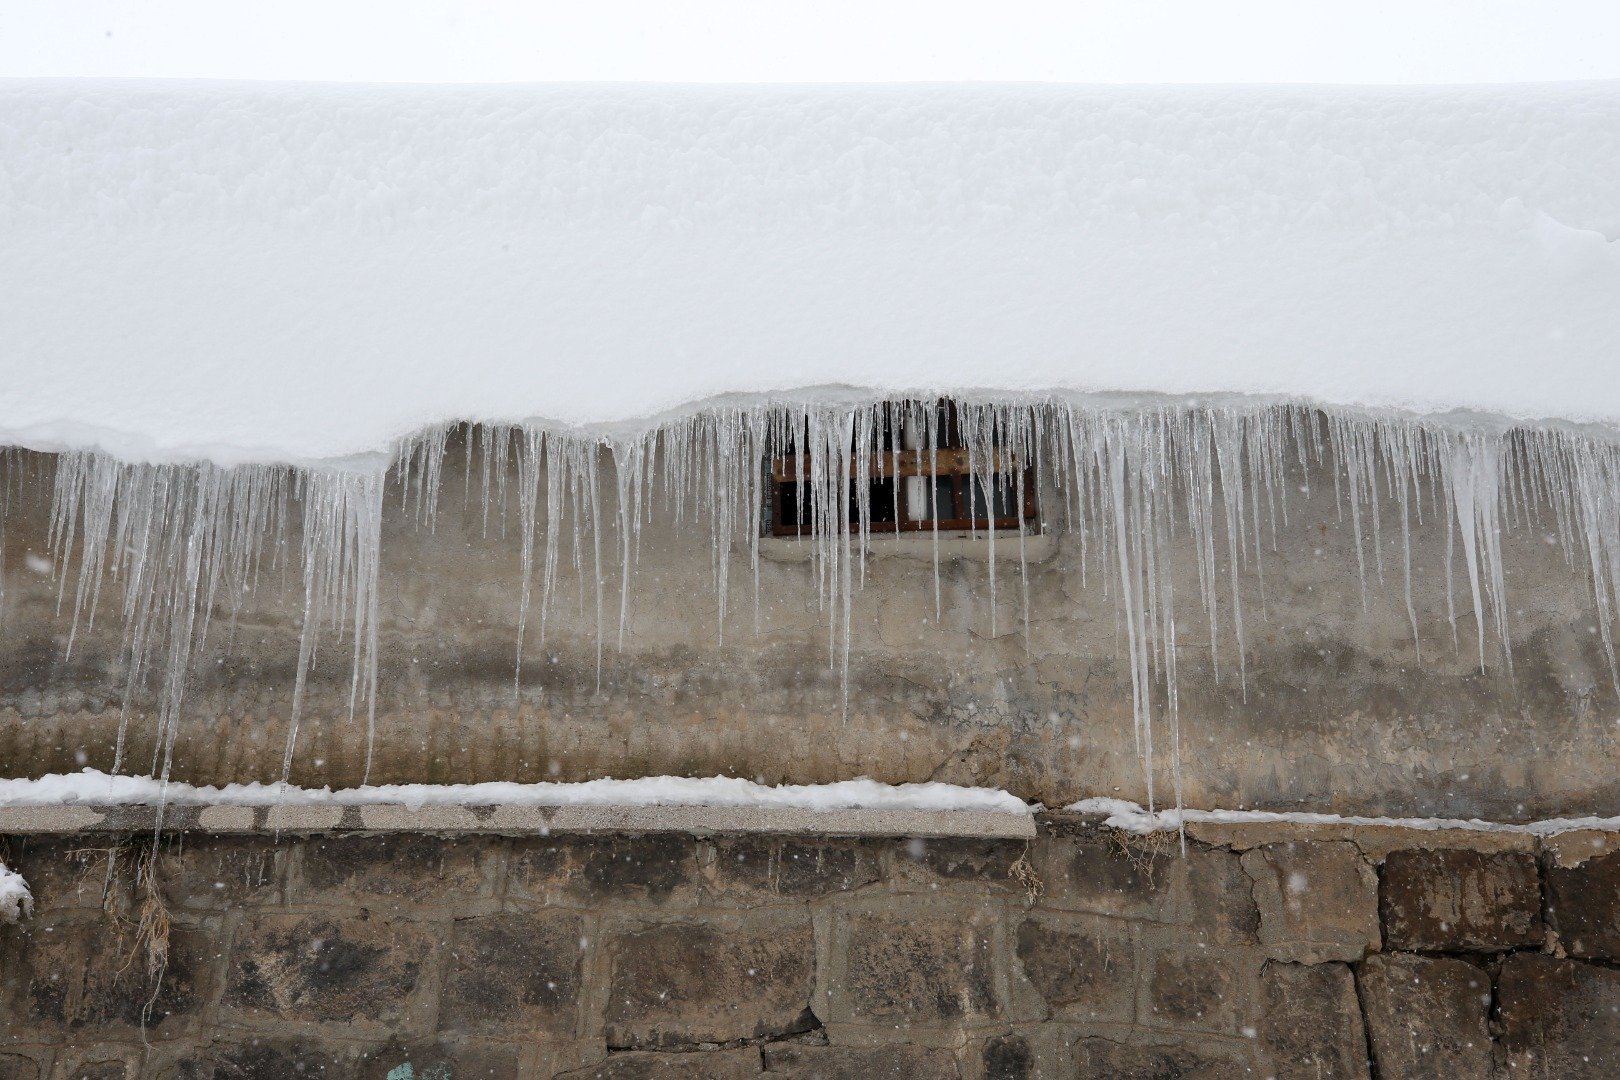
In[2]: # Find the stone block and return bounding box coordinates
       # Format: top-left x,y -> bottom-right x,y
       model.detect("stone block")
158,836 -> 284,910
1545,850 -> 1620,960
836,909 -> 1000,1023
222,912 -> 432,1026
1357,954 -> 1490,1080
556,1049 -> 762,1079
0,914 -> 201,1039
439,911 -> 583,1036
52,1061 -> 129,1080
1181,845 -> 1261,945
977,1034 -> 1032,1080
1014,913 -> 1133,1022
1495,953 -> 1620,1079
1073,1038 -> 1254,1079
1184,821 -> 1536,862
1256,962 -> 1369,1080
5,841 -> 112,912
0,1055 -> 38,1080
297,834 -> 488,912
165,1042 -> 348,1079
1379,848 -> 1541,952
888,837 -> 1026,893
762,1043 -> 960,1079
1543,829 -> 1616,868
1143,947 -> 1248,1033
1241,841 -> 1378,963
604,912 -> 814,1048
703,837 -> 878,904
1029,824 -> 1174,921
510,835 -> 698,907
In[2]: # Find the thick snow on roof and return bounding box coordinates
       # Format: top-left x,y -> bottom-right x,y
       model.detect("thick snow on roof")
2,80 -> 1618,464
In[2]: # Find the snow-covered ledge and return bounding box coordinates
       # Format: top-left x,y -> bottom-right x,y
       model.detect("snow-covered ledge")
0,772 -> 1037,840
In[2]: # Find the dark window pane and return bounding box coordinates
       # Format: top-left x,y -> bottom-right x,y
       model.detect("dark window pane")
971,475 -> 1020,520
864,478 -> 897,523
778,481 -> 808,531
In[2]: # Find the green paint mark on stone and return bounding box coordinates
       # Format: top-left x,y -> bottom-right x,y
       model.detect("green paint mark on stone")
388,1063 -> 451,1080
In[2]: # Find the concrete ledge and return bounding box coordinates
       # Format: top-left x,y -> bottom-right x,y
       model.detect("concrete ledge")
0,802 -> 1038,839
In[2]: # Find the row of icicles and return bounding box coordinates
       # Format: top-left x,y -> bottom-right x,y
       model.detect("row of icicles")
14,399 -> 1620,815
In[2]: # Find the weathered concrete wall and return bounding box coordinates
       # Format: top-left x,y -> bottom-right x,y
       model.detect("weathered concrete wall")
3,819 -> 1618,1078
1,431 -> 1616,818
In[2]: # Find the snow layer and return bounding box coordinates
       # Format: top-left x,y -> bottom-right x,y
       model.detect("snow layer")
0,769 -> 1030,815
0,864 -> 30,924
1069,797 -> 1620,838
2,80 -> 1619,464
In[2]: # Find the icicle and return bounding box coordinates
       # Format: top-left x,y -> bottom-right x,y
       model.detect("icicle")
283,465 -> 386,788
1449,436 -> 1503,674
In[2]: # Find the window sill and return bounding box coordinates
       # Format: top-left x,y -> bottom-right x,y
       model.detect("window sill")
758,527 -> 1054,564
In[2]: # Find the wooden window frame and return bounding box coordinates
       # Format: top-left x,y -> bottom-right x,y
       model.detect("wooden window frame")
768,410 -> 1038,538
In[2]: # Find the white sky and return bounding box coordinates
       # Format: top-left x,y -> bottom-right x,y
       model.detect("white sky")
3,0 -> 1617,84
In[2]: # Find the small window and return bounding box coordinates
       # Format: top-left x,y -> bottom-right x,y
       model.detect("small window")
768,403 -> 1036,537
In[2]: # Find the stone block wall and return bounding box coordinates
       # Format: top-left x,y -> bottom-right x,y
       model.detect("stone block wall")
2,818 -> 1618,1078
